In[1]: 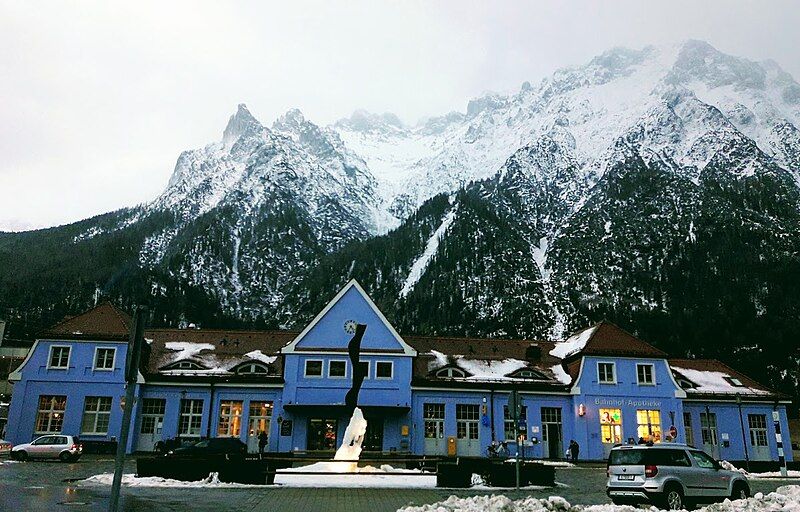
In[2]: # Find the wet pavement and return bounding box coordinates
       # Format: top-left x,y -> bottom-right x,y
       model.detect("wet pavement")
0,456 -> 797,512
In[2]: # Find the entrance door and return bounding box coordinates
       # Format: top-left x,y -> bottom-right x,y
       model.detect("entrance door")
541,407 -> 563,459
599,408 -> 623,458
456,404 -> 480,456
247,401 -> 273,453
423,404 -> 446,455
137,398 -> 166,452
748,414 -> 770,461
700,412 -> 719,459
363,417 -> 384,452
307,418 -> 338,451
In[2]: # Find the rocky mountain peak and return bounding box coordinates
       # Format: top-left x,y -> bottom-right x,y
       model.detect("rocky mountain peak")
222,103 -> 263,145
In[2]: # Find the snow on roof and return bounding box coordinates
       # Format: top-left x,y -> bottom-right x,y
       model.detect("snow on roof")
549,325 -> 597,359
671,366 -> 770,396
244,350 -> 277,365
457,358 -> 529,381
550,364 -> 572,385
165,341 -> 215,360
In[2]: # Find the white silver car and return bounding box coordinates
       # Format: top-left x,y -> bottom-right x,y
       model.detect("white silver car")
606,444 -> 749,510
11,435 -> 82,462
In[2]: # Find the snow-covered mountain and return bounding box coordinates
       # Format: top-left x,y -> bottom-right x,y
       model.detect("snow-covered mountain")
333,40 -> 800,216
3,39 -> 800,395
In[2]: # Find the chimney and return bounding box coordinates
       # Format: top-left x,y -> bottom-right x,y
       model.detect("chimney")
525,344 -> 542,361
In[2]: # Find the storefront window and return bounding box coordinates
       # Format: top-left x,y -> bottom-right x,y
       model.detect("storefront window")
599,408 -> 622,444
35,395 -> 67,434
503,405 -> 527,441
636,409 -> 662,443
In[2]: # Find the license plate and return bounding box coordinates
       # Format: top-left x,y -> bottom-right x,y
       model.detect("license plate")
618,474 -> 635,480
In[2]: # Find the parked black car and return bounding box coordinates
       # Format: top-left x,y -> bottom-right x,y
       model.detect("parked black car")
164,437 -> 247,460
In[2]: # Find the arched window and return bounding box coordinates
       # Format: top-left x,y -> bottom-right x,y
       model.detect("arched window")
435,367 -> 467,378
236,363 -> 270,375
161,360 -> 206,371
507,368 -> 547,380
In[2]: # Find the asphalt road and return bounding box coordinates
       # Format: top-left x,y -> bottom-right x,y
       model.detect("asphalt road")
0,456 -> 797,512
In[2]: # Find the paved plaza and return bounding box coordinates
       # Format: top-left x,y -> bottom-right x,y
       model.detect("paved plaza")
1,456 -> 798,512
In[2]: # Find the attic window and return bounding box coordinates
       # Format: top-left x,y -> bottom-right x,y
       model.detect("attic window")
236,363 -> 269,375
435,367 -> 467,378
508,368 -> 547,380
675,377 -> 695,389
724,376 -> 745,387
163,360 -> 206,371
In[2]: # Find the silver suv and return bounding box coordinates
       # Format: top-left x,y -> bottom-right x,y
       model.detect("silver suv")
11,435 -> 83,462
606,444 -> 750,510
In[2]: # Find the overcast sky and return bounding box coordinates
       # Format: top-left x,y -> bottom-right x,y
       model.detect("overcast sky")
1,0 -> 799,231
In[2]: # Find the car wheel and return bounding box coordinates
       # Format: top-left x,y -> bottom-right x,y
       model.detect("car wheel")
732,482 -> 750,500
663,485 -> 685,510
13,451 -> 27,461
610,498 -> 626,506
59,451 -> 72,462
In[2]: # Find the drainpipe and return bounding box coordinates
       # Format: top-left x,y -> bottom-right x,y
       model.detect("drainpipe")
206,381 -> 216,439
490,387 -> 496,442
736,393 -> 750,472
704,405 -> 718,459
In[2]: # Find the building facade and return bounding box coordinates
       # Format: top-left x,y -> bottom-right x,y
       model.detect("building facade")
5,281 -> 793,463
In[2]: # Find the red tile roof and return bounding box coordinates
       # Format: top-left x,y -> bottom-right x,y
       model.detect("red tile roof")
42,302 -> 131,340
563,321 -> 667,360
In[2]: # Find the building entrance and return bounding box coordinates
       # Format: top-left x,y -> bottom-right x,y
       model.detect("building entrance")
307,418 -> 338,451
247,401 -> 273,453
541,407 -> 563,459
423,403 -> 446,455
136,398 -> 165,452
456,404 -> 480,456
363,416 -> 384,452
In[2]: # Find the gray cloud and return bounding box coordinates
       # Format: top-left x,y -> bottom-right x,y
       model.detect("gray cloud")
1,0 -> 798,230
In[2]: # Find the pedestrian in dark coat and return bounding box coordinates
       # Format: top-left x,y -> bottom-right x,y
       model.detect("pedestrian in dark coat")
569,439 -> 579,462
258,431 -> 269,455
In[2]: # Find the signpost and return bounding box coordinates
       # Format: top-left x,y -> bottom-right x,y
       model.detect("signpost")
508,390 -> 523,490
109,306 -> 147,512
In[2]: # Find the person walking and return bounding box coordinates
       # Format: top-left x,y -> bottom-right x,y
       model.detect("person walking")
568,439 -> 579,462
258,430 -> 269,456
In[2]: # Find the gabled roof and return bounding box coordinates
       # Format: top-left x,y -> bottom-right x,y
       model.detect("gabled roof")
42,302 -> 131,341
145,328 -> 296,378
669,358 -> 784,400
281,279 -> 417,355
550,321 -> 666,361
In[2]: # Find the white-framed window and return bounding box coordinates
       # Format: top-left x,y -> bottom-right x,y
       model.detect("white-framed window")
636,363 -> 655,385
304,359 -> 323,378
375,361 -> 393,379
724,376 -> 745,387
597,362 -> 616,384
94,347 -> 116,371
435,367 -> 466,378
178,399 -> 204,436
48,345 -> 71,369
357,361 -> 370,379
328,360 -> 347,378
35,395 -> 67,434
81,396 -> 112,434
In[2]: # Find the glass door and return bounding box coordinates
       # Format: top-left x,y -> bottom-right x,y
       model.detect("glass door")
247,401 -> 273,453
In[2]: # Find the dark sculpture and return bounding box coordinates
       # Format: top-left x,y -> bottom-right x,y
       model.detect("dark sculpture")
344,323 -> 367,415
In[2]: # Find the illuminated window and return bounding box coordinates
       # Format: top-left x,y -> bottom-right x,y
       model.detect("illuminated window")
218,400 -> 243,437
636,409 -> 662,443
248,401 -> 273,438
599,408 -> 622,444
35,395 -> 67,433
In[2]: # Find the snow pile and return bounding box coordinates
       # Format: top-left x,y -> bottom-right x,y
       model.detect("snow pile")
81,472 -> 259,488
398,486 -> 800,512
720,461 -> 800,479
275,463 -> 435,488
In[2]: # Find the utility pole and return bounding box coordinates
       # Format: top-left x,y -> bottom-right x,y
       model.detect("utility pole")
109,306 -> 147,512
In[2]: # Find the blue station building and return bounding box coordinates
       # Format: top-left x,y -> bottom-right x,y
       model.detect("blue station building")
6,280 -> 793,463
